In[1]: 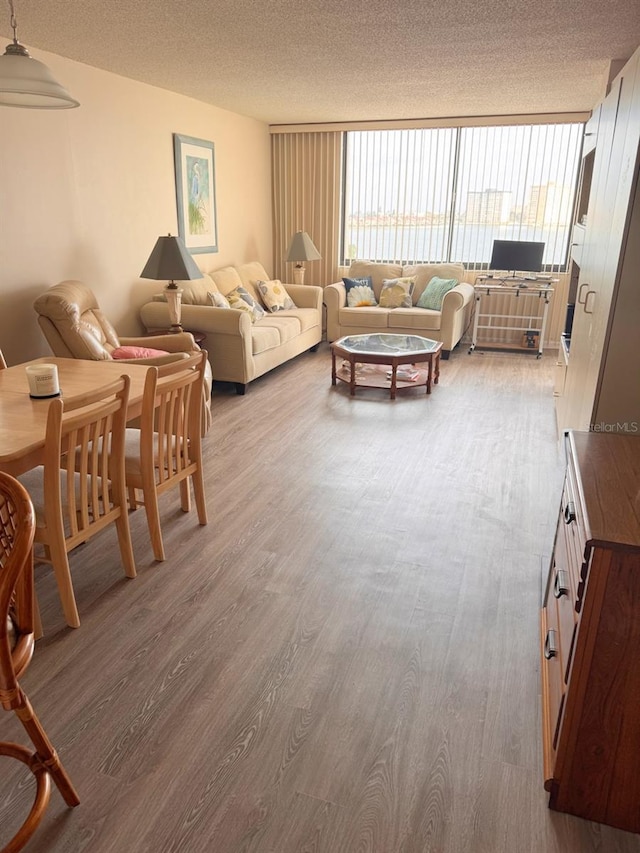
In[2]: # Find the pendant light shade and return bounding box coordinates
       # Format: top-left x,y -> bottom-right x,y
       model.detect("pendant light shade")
0,0 -> 79,109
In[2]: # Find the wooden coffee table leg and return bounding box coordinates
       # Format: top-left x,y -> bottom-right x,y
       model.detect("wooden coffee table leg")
390,364 -> 397,400
434,350 -> 441,385
426,357 -> 432,394
350,359 -> 356,395
331,350 -> 337,385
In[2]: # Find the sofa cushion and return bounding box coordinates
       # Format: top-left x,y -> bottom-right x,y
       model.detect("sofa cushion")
387,308 -> 442,331
338,307 -> 389,329
285,307 -> 319,333
252,316 -> 302,352
343,277 -> 377,307
417,276 -> 459,310
256,279 -> 295,312
236,261 -> 271,304
379,277 -> 415,308
174,273 -> 216,306
209,266 -> 244,297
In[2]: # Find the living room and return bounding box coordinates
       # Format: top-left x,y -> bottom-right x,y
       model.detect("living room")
1,0 -> 640,851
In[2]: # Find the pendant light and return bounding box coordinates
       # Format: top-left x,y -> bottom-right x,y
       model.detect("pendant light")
0,0 -> 79,109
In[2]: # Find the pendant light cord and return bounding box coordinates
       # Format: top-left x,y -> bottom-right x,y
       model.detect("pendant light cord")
7,0 -> 18,43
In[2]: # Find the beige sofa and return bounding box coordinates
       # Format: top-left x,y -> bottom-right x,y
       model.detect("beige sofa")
324,262 -> 474,357
140,262 -> 323,394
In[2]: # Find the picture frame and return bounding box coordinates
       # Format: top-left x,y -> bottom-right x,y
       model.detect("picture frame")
173,133 -> 218,254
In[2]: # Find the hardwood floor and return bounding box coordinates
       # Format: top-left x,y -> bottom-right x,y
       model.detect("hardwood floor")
2,345 -> 640,852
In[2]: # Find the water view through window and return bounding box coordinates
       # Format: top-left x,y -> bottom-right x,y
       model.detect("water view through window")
343,124 -> 583,271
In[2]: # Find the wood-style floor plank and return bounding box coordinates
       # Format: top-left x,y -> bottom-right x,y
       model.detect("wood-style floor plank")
2,344 -> 640,852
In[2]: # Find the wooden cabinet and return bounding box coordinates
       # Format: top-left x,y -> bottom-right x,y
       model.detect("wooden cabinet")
541,431 -> 640,832
556,46 -> 640,435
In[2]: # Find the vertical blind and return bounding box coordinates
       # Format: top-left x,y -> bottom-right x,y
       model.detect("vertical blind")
343,123 -> 583,271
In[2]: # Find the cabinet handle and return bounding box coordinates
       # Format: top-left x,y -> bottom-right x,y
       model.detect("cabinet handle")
544,629 -> 558,660
554,569 -> 570,599
564,501 -> 576,524
577,283 -> 589,304
584,290 -> 596,314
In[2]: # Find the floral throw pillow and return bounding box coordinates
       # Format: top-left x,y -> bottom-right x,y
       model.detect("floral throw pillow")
378,276 -> 416,309
343,276 -> 377,307
227,286 -> 265,322
256,279 -> 295,312
227,285 -> 265,323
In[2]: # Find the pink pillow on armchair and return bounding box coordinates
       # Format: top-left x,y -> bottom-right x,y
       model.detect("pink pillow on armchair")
111,345 -> 169,359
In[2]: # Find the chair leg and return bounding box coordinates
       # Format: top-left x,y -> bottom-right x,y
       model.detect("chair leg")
192,469 -> 208,526
141,477 -> 165,562
179,479 -> 191,513
128,486 -> 138,510
46,536 -> 80,629
114,513 -> 137,579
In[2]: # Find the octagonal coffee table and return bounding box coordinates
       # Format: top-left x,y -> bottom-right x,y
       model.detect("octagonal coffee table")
331,333 -> 443,399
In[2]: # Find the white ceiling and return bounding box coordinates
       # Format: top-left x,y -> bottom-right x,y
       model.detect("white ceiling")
5,0 -> 640,124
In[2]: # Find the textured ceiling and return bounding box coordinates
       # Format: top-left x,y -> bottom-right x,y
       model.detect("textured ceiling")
4,0 -> 640,124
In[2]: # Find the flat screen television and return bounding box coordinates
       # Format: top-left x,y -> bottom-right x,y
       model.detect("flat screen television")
489,240 -> 545,276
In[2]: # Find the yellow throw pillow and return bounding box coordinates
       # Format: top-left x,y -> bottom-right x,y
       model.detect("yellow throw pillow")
379,276 -> 416,308
256,279 -> 295,312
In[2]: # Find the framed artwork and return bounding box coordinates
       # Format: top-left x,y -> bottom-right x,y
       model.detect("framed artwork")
173,133 -> 218,254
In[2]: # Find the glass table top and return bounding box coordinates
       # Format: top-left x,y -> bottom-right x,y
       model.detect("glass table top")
334,333 -> 440,356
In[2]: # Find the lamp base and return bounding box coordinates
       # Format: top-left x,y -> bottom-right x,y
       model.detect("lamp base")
165,284 -> 183,329
293,266 -> 306,285
169,324 -> 183,333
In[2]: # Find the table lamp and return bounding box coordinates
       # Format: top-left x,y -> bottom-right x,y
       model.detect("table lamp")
140,234 -> 203,331
286,231 -> 321,285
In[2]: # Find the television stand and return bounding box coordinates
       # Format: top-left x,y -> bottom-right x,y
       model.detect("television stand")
469,277 -> 556,357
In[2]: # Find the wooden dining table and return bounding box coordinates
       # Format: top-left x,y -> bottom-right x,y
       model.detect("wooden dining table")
0,357 -> 152,477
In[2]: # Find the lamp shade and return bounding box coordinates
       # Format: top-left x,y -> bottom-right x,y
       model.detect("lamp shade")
286,231 -> 321,263
0,42 -> 79,109
140,235 -> 203,283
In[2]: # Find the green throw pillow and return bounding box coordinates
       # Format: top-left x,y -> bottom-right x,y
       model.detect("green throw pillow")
417,277 -> 458,310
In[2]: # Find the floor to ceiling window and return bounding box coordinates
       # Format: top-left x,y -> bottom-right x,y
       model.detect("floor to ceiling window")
342,122 -> 583,271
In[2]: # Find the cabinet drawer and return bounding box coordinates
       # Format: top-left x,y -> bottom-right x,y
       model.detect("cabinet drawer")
561,467 -> 587,584
548,526 -> 578,682
541,602 -> 565,787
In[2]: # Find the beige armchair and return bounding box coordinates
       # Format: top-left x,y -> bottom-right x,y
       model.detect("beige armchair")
33,280 -> 212,431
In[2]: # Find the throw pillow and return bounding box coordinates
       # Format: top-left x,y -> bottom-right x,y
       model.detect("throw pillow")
343,276 -> 377,307
417,276 -> 458,310
379,276 -> 416,309
208,290 -> 230,309
256,279 -> 295,312
227,286 -> 265,322
111,345 -> 169,359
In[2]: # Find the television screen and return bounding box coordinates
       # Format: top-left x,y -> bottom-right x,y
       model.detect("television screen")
489,240 -> 545,274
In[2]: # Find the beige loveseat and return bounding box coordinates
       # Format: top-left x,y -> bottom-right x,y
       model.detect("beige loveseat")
324,262 -> 474,357
140,262 -> 323,394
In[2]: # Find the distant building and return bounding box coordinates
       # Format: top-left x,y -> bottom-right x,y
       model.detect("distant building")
465,189 -> 512,224
526,183 -> 573,226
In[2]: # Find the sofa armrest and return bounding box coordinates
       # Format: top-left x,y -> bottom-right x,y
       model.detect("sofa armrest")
323,282 -> 346,341
120,332 -> 200,352
283,283 -> 323,312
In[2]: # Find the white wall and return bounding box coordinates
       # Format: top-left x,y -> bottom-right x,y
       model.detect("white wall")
0,44 -> 272,364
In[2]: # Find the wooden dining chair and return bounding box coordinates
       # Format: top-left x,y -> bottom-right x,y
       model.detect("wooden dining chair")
19,376 -> 135,629
125,350 -> 208,561
0,472 -> 80,852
